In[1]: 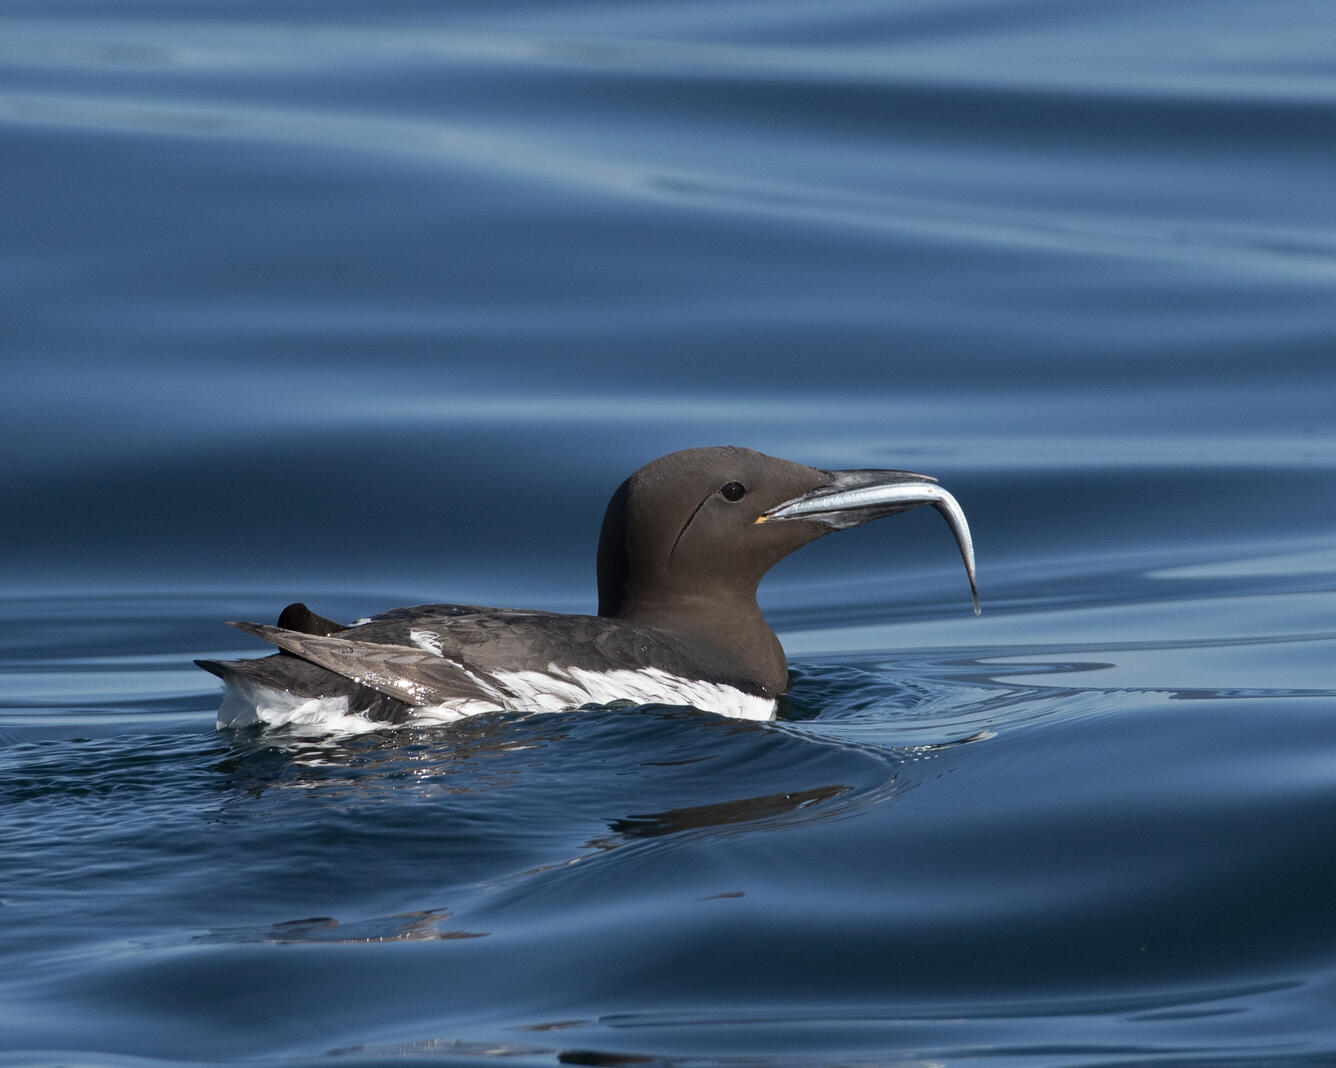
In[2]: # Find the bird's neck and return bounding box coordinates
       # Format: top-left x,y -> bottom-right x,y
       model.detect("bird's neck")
605,589 -> 789,696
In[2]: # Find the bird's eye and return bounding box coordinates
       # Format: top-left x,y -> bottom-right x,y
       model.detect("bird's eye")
719,481 -> 747,502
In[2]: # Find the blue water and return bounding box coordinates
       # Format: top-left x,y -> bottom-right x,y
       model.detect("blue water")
3,1 -> 1336,1064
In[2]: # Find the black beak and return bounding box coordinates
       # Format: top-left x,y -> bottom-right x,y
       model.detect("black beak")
758,469 -> 979,615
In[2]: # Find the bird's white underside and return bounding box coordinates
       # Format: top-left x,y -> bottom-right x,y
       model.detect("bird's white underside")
215,647 -> 776,733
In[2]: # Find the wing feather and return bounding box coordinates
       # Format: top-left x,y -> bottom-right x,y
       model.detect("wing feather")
228,621 -> 505,707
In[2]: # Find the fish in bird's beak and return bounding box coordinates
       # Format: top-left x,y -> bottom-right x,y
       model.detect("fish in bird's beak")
757,469 -> 980,615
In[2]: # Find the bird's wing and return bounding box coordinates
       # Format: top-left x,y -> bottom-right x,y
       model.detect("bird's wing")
195,651 -> 414,723
227,621 -> 510,708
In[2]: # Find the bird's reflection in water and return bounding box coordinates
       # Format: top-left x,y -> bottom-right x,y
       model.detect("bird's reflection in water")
602,783 -> 850,840
201,707 -> 975,951
213,711 -> 569,803
201,909 -> 488,945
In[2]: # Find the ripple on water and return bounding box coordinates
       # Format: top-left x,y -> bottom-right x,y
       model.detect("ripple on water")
2,540 -> 1336,1065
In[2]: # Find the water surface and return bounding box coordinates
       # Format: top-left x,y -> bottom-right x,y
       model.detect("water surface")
2,1 -> 1335,1064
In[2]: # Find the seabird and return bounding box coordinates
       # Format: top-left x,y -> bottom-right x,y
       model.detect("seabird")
197,446 -> 978,730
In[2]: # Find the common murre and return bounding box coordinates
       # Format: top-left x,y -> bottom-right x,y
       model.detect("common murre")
197,446 -> 978,730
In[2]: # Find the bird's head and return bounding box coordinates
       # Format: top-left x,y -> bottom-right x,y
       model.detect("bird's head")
597,445 -> 978,622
